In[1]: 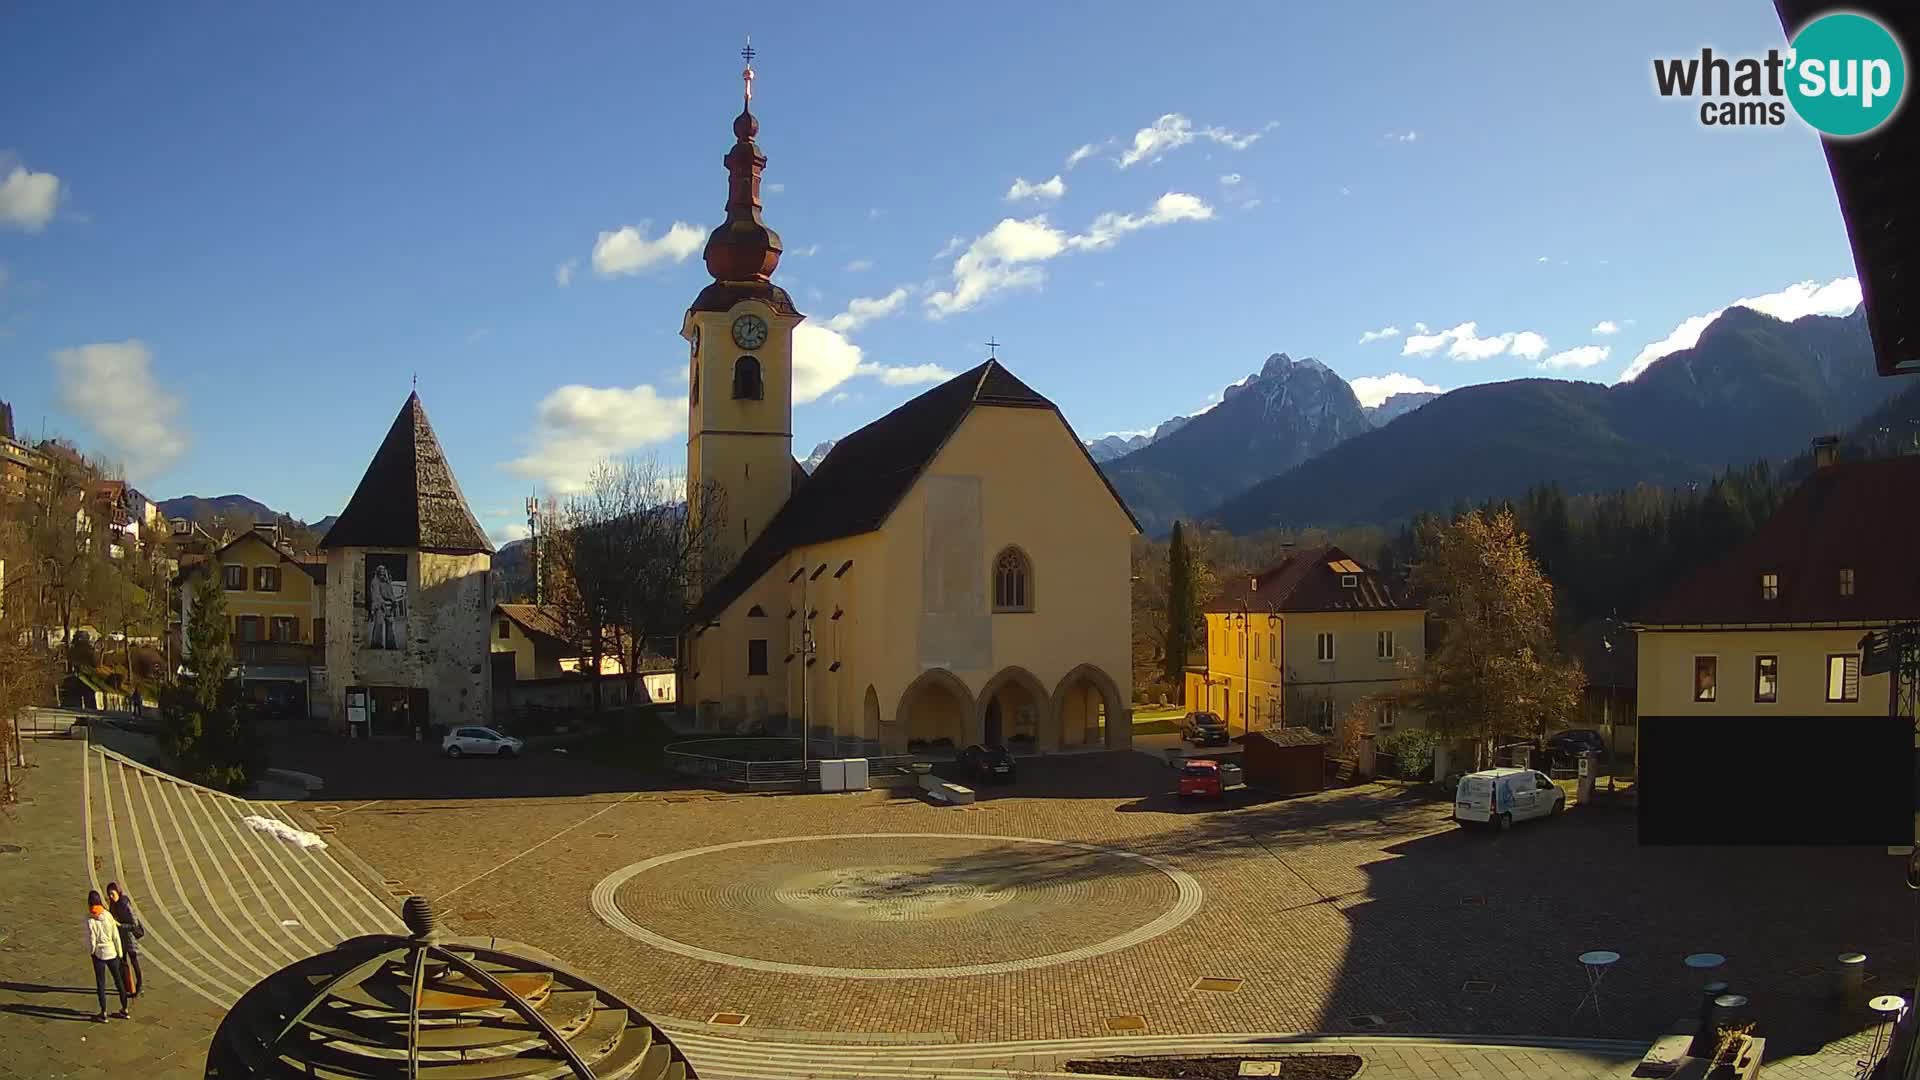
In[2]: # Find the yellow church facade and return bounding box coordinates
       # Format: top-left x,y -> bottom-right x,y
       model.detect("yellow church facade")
678,64 -> 1137,756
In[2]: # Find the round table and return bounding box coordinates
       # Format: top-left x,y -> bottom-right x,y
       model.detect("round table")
1575,950 -> 1620,1018
1866,995 -> 1909,1072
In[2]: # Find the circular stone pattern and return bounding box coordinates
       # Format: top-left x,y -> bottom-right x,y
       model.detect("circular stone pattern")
592,833 -> 1203,979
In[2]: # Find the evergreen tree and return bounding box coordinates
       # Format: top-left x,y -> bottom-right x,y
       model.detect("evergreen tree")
1164,521 -> 1193,689
161,574 -> 257,792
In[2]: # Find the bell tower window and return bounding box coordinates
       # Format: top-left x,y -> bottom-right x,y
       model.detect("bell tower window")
690,363 -> 700,405
732,356 -> 764,400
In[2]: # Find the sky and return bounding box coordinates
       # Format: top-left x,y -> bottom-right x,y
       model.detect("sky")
0,2 -> 1868,544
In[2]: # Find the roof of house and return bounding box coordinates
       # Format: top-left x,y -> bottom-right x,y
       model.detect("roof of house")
1207,544 -> 1418,614
1251,726 -> 1328,749
1773,0 -> 1920,376
320,393 -> 493,555
1641,454 -> 1920,625
174,531 -> 327,586
495,603 -> 570,647
692,358 -> 1139,623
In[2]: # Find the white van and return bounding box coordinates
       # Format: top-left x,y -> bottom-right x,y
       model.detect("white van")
1454,767 -> 1565,830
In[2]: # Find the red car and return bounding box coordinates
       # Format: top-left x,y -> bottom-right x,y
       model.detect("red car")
1178,759 -> 1224,799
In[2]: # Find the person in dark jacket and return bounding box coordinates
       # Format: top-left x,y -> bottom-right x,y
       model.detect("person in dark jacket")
85,890 -> 130,1021
104,882 -> 144,997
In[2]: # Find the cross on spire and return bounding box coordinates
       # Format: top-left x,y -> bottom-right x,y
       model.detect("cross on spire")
985,337 -> 1001,359
741,36 -> 756,104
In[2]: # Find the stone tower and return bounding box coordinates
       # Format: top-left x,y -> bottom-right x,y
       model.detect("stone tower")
318,392 -> 494,738
683,44 -> 805,584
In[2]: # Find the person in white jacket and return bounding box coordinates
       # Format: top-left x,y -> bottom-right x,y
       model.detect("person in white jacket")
85,890 -> 130,1021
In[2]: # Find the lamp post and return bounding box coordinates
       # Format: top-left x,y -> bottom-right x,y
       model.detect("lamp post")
1600,613 -> 1625,793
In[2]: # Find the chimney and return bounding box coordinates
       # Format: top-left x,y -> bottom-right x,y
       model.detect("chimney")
1811,434 -> 1839,469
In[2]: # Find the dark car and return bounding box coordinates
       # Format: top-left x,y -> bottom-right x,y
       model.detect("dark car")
959,744 -> 1016,784
1546,729 -> 1606,756
1181,712 -> 1230,747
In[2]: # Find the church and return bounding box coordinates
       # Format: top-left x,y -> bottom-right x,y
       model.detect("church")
681,55 -> 1139,756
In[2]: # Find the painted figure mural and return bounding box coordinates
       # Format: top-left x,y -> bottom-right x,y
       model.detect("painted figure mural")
365,554 -> 408,650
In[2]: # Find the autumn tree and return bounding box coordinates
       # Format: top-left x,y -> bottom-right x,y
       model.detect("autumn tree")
1406,509 -> 1585,769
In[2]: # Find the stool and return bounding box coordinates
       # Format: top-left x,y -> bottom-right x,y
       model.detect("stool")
1576,950 -> 1620,1018
1684,952 -> 1726,991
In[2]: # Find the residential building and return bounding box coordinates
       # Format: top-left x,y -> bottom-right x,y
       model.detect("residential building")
175,524 -> 328,719
1634,443 -> 1915,725
1189,545 -> 1425,737
491,602 -> 678,719
679,71 -> 1137,755
320,393 -> 494,739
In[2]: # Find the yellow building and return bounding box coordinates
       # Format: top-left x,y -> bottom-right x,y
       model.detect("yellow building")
680,73 -> 1137,756
1189,545 -> 1425,737
176,525 -> 328,717
1635,450 -> 1911,725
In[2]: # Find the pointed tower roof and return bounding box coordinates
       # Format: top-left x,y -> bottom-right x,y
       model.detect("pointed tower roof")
690,41 -> 800,317
320,393 -> 493,554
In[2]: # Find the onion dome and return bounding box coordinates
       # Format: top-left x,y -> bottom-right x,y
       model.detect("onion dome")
205,895 -> 696,1079
702,42 -> 784,286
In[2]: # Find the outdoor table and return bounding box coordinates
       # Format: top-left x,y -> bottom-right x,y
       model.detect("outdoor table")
1864,995 -> 1909,1075
1576,949 -> 1620,1018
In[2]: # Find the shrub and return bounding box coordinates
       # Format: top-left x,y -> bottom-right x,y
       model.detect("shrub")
1378,727 -> 1438,781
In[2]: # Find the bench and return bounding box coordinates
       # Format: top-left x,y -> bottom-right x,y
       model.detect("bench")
917,774 -> 976,805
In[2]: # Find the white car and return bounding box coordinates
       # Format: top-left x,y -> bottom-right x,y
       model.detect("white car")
442,726 -> 524,759
1454,767 -> 1565,830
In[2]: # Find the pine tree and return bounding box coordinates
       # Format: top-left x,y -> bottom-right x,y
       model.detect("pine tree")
161,574 -> 256,792
1164,521 -> 1192,689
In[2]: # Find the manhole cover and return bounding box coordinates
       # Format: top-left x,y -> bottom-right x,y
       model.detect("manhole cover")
382,879 -> 404,888
708,1012 -> 749,1026
1462,980 -> 1496,995
1105,1015 -> 1147,1033
0,843 -> 23,854
1193,977 -> 1244,993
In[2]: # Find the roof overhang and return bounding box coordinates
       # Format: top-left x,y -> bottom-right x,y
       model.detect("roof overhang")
1632,619 -> 1897,632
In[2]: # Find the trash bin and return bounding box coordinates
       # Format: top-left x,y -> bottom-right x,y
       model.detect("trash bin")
1835,952 -> 1868,1003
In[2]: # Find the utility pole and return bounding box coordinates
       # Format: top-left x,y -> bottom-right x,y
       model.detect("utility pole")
525,495 -> 542,605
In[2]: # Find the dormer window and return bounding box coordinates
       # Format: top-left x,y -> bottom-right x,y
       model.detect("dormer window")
732,356 -> 764,400
1760,572 -> 1779,600
1839,568 -> 1855,597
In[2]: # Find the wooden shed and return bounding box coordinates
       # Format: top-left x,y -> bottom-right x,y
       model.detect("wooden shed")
1242,727 -> 1327,795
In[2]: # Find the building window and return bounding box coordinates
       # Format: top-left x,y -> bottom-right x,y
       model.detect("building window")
1754,655 -> 1777,703
1252,635 -> 1260,661
747,638 -> 769,676
254,565 -> 281,592
1377,630 -> 1395,660
1827,654 -> 1861,703
314,618 -> 327,646
222,564 -> 246,591
1268,632 -> 1276,661
1839,568 -> 1855,596
497,619 -> 510,640
1693,656 -> 1717,702
1376,701 -> 1396,729
237,615 -> 263,642
1237,635 -> 1243,659
992,547 -> 1032,612
270,617 -> 299,643
1314,698 -> 1335,731
1760,572 -> 1779,600
1316,632 -> 1335,662
732,356 -> 764,400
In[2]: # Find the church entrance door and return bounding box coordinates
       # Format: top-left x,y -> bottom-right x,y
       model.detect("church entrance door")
984,699 -> 1003,747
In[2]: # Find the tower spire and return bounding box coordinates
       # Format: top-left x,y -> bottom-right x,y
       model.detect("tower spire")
704,38 -> 783,285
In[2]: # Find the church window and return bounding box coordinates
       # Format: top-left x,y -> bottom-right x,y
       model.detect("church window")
747,638 -> 769,676
690,364 -> 700,405
993,546 -> 1033,612
732,356 -> 764,400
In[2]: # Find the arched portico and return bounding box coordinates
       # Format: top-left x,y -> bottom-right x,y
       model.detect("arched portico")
974,666 -> 1051,751
894,668 -> 974,755
1051,663 -> 1130,750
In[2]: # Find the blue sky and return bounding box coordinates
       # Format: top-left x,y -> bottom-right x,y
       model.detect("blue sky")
0,1 -> 1865,542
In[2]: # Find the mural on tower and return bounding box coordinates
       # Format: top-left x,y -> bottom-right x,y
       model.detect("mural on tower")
365,553 -> 408,650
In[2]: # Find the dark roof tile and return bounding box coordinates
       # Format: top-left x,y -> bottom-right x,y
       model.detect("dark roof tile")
320,393 -> 492,555
1208,544 -> 1417,614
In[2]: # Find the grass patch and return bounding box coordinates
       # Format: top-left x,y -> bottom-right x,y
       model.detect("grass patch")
548,707 -> 677,772
1131,719 -> 1180,735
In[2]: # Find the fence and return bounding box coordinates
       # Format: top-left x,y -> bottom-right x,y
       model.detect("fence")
663,738 -> 927,791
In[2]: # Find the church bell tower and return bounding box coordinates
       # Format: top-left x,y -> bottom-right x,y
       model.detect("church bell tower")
683,41 -> 804,581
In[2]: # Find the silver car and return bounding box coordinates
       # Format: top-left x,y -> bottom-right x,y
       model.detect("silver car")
441,726 -> 524,758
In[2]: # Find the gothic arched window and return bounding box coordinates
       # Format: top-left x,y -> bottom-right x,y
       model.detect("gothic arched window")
732,356 -> 764,400
992,546 -> 1033,612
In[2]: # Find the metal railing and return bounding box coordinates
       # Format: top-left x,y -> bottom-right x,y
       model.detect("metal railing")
662,741 -> 928,791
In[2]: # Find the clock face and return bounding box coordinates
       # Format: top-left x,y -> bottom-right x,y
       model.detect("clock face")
731,314 -> 769,350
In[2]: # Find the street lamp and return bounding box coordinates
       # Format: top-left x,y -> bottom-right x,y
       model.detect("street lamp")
1600,613 -> 1626,793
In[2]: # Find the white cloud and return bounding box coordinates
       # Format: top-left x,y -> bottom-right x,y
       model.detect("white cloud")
554,259 -> 579,287
765,182 -> 785,194
1618,275 -> 1862,381
489,521 -> 532,545
828,391 -> 851,405
868,208 -> 885,221
1118,114 -> 1267,168
1540,345 -> 1611,370
0,162 -> 62,232
925,216 -> 1070,317
1536,255 -> 1550,264
792,323 -> 865,405
1591,320 -> 1619,335
824,287 -> 909,333
1006,175 -> 1066,202
1220,173 -> 1243,186
1338,186 -> 1352,197
1349,372 -> 1444,409
1384,130 -> 1418,143
845,258 -> 873,272
505,383 -> 686,493
51,340 -> 189,481
590,221 -> 704,276
1065,143 -> 1100,170
1402,321 -> 1549,362
933,236 -> 966,260
1068,192 -> 1213,251
1357,325 -> 1400,345
792,243 -> 821,257
857,361 -> 954,387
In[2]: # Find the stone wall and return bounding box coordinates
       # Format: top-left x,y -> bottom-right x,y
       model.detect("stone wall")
323,547 -> 493,733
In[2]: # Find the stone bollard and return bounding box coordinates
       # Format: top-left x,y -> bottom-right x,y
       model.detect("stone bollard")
1834,952 -> 1868,1004
1357,733 -> 1376,780
1690,981 -> 1730,1055
1710,992 -> 1750,1032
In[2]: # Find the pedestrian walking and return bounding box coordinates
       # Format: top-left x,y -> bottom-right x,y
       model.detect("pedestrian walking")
85,889 -> 130,1022
104,882 -> 145,997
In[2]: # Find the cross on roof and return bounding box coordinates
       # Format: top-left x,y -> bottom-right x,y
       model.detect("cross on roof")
741,37 -> 755,102
985,337 -> 1001,359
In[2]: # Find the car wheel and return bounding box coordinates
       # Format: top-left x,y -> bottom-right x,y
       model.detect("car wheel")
1497,812 -> 1513,832
1550,796 -> 1564,816
447,745 -> 462,758
499,746 -> 515,759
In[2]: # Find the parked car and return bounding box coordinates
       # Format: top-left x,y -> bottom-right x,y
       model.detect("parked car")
1453,767 -> 1565,830
1178,759 -> 1225,799
959,743 -> 1016,783
1181,712 -> 1230,746
1545,728 -> 1607,760
442,726 -> 524,758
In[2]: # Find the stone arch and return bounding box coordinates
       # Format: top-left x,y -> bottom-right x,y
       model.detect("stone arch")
732,355 -> 764,400
975,666 -> 1051,751
894,668 -> 974,756
862,684 -> 881,742
1051,663 -> 1130,750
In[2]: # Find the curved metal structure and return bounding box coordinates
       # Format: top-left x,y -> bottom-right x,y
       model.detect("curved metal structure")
206,896 -> 695,1079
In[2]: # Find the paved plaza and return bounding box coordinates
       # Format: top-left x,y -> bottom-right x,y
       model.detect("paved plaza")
0,727 -> 1911,1079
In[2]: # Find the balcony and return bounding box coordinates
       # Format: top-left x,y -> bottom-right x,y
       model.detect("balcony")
235,641 -> 320,668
